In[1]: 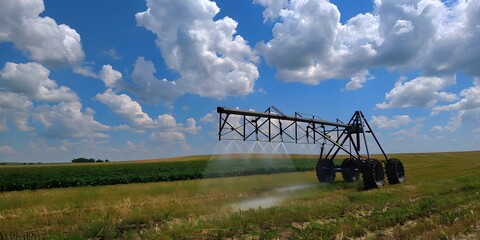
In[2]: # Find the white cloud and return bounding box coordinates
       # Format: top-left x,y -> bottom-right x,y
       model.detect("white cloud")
101,48 -> 122,60
371,115 -> 412,129
431,110 -> 479,131
392,20 -> 414,35
258,88 -> 268,94
99,65 -> 123,88
422,0 -> 480,76
95,89 -> 155,129
0,62 -> 78,102
149,131 -> 186,143
155,114 -> 200,134
130,57 -> 183,104
255,0 -> 380,85
431,78 -> 480,131
256,0 -> 480,87
254,0 -> 289,22
136,0 -> 259,99
149,113 -> 200,150
113,124 -> 130,131
0,61 -> 80,132
184,118 -> 201,134
156,114 -> 177,128
0,0 -> 84,68
200,111 -> 216,123
33,101 -> 109,139
376,75 -> 457,109
0,145 -> 15,154
392,122 -> 428,140
96,89 -> 201,146
432,78 -> 480,113
345,70 -> 372,91
0,92 -> 32,131
73,66 -> 98,78
149,114 -> 194,150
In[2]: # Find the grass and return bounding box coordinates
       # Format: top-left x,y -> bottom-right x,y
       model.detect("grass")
0,151 -> 479,239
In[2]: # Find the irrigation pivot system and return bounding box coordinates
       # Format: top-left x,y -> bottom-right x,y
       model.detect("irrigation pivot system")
217,106 -> 405,190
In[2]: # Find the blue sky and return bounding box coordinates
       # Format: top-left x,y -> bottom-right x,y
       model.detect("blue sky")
1,0 -> 479,162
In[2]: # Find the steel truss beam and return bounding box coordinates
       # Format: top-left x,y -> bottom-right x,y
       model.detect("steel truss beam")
217,106 -> 388,162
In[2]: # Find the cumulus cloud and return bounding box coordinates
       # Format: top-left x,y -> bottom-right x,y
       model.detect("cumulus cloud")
0,60 -> 109,139
96,89 -> 201,140
95,89 -> 155,129
156,114 -> 201,134
149,131 -> 186,143
371,115 -> 412,129
432,78 -> 480,113
0,0 -> 84,68
255,0 -> 380,86
149,130 -> 190,152
376,75 -> 458,109
392,122 -> 428,140
33,101 -> 109,139
130,57 -> 183,104
150,113 -> 200,150
136,0 -> 259,99
345,70 -> 372,91
184,118 -> 201,134
254,0 -> 289,22
99,65 -> 123,88
0,61 -> 81,132
431,78 -> 480,131
422,0 -> 480,76
150,114 -> 200,149
200,111 -> 216,123
156,114 -> 177,128
255,0 -> 480,89
0,62 -> 78,102
0,92 -> 32,131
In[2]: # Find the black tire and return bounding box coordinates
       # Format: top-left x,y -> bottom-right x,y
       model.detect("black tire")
316,158 -> 335,183
341,158 -> 359,183
386,158 -> 405,184
362,159 -> 385,190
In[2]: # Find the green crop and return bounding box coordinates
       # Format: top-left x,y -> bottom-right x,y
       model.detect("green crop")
0,157 -> 317,192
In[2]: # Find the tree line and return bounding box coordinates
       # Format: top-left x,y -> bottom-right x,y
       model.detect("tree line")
71,158 -> 110,163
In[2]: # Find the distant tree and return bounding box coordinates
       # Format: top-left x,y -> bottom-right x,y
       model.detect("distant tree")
96,159 -> 103,163
72,158 -> 95,163
105,159 -> 110,162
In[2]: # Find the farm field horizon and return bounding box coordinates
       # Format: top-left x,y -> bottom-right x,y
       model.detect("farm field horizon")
1,151 -> 479,239
2,0 -> 480,239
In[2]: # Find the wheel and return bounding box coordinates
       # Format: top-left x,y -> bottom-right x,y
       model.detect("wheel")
341,158 -> 359,183
316,158 -> 335,183
386,158 -> 405,184
362,159 -> 385,190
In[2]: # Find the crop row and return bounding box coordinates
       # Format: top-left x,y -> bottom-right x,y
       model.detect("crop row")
0,157 -> 317,192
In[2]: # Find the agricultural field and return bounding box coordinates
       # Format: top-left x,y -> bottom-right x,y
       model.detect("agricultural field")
0,154 -> 315,192
1,151 -> 479,239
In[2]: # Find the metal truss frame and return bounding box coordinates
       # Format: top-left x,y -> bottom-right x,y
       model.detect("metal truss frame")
217,106 -> 388,162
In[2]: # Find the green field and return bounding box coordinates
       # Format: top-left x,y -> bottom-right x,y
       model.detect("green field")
0,154 -> 315,192
1,151 -> 479,239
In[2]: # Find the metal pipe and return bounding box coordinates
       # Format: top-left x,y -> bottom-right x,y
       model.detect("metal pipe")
217,107 -> 351,128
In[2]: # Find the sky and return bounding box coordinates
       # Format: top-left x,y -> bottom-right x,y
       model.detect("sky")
0,0 -> 479,162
